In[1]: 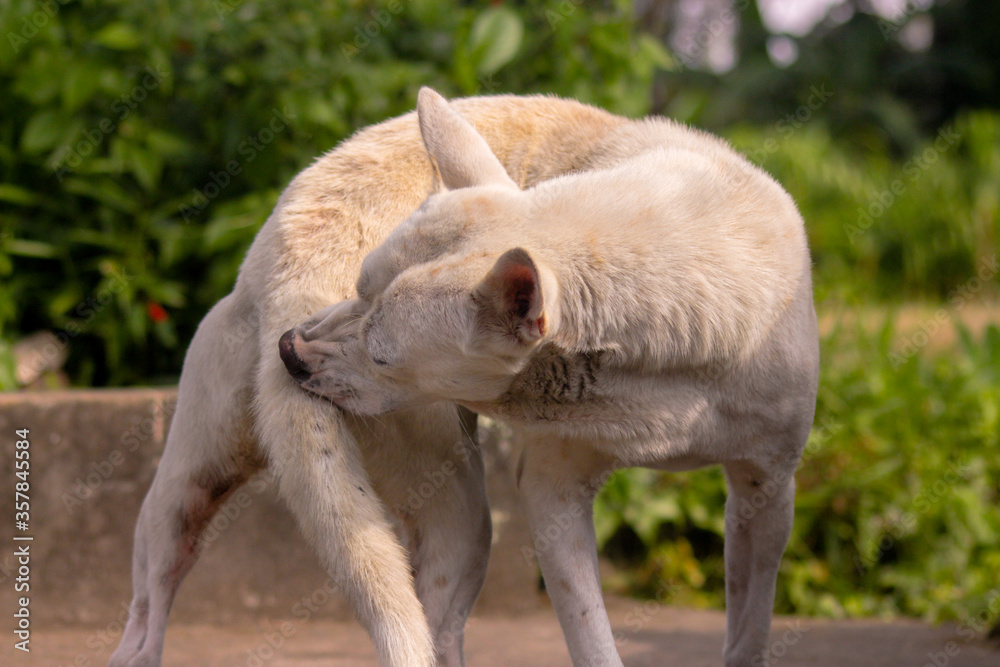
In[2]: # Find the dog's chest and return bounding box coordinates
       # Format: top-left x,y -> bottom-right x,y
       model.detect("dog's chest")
499,346 -> 607,418
492,346 -> 727,452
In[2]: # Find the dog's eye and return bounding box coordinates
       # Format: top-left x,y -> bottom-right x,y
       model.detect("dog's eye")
371,355 -> 390,367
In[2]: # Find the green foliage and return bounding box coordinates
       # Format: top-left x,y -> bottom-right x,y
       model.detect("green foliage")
0,0 -> 667,387
728,111 -> 1000,302
595,466 -> 728,607
787,315 -> 1000,621
595,316 -> 1000,622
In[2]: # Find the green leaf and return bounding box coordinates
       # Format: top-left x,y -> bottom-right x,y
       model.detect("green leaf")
62,62 -> 104,112
204,214 -> 258,250
468,7 -> 523,75
985,324 -> 1000,358
145,130 -> 190,158
12,59 -> 61,106
637,34 -> 679,72
93,23 -> 143,51
146,281 -> 186,308
221,64 -> 247,86
592,502 -> 620,548
0,184 -> 40,206
20,110 -> 63,153
5,239 -> 57,258
62,176 -> 139,213
49,289 -> 86,320
118,141 -> 162,192
0,340 -> 18,391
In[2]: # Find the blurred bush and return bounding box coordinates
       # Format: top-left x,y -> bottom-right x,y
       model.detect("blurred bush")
729,111 -> 1000,302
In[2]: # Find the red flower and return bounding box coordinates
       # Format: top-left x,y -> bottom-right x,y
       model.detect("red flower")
147,301 -> 169,323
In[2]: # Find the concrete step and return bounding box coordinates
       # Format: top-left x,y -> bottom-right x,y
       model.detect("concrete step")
0,389 -> 540,628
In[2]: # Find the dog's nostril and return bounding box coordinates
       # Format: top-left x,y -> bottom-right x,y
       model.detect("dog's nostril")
279,329 -> 310,380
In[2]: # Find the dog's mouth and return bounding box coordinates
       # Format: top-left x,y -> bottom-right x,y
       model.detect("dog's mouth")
292,373 -> 359,412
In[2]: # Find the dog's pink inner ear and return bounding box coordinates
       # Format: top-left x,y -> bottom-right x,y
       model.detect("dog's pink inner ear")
482,248 -> 546,342
503,264 -> 537,319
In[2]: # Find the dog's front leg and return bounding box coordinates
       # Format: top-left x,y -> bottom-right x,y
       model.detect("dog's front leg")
519,437 -> 622,667
722,459 -> 797,667
378,406 -> 491,667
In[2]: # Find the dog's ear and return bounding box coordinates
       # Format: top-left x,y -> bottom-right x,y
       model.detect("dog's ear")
475,247 -> 548,344
417,87 -> 517,192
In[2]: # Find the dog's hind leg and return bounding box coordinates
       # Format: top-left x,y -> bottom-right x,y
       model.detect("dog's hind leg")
722,458 -> 797,667
366,405 -> 491,667
417,407 -> 491,667
110,296 -> 262,667
255,337 -> 435,667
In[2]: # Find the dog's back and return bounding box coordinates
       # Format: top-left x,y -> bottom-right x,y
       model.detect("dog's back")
523,136 -> 810,368
238,94 -> 630,315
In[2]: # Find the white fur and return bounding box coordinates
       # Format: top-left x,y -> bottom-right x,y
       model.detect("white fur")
281,88 -> 819,667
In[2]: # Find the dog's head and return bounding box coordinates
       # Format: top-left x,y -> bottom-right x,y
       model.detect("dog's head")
279,88 -> 560,415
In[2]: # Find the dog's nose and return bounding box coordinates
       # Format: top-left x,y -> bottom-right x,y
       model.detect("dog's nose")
279,329 -> 310,380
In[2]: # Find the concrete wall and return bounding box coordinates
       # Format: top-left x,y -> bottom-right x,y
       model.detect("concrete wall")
0,389 -> 541,628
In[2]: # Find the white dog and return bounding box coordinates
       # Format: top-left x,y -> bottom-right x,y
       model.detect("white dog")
279,88 -> 819,667
111,87 -> 816,667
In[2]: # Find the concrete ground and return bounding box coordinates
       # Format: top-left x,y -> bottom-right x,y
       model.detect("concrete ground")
11,596 -> 998,666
